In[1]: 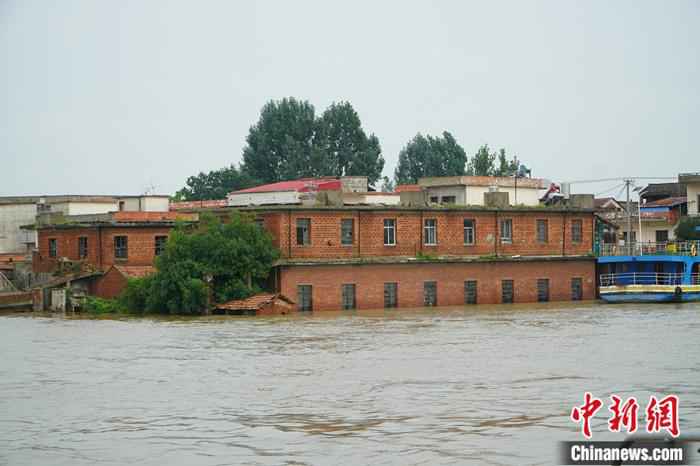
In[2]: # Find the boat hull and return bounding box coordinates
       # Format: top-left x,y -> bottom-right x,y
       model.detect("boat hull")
600,285 -> 700,303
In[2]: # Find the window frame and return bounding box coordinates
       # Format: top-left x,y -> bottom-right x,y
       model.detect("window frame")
464,280 -> 477,304
463,219 -> 475,245
114,235 -> 128,259
441,195 -> 456,205
383,218 -> 396,246
78,236 -> 88,259
501,279 -> 514,304
424,281 -> 437,307
48,238 -> 57,258
340,218 -> 354,246
154,235 -> 167,256
341,283 -> 356,310
536,219 -> 548,243
423,218 -> 437,246
298,284 -> 313,311
537,278 -> 550,302
500,219 -> 513,244
384,282 -> 398,308
571,277 -> 583,301
296,218 -> 311,246
571,219 -> 583,244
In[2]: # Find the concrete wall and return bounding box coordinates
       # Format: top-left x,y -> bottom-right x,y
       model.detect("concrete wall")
424,186 -> 467,204
687,182 -> 700,215
141,197 -> 170,212
49,202 -> 119,216
279,259 -> 596,311
228,191 -> 299,206
0,203 -> 38,253
465,186 -> 540,206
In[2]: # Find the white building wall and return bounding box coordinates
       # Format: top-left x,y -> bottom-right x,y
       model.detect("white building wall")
0,203 -> 38,253
141,197 -> 170,212
464,186 -> 540,206
228,191 -> 300,206
424,186 -> 467,204
687,182 -> 700,215
65,202 -> 119,215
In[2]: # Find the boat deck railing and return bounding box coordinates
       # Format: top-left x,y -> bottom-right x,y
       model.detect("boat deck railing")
599,273 -> 688,287
598,241 -> 700,257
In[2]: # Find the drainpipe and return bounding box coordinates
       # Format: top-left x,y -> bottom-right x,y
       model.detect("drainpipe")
562,212 -> 567,257
494,211 -> 499,257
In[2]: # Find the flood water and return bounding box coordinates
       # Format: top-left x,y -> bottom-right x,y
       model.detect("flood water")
1,302 -> 699,465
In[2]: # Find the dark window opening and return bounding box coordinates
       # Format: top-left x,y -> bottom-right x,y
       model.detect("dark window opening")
424,281 -> 437,307
383,219 -> 396,245
655,230 -> 669,243
463,219 -> 475,245
114,236 -> 128,259
155,235 -> 167,256
296,218 -> 311,246
441,195 -> 456,204
48,238 -> 57,258
78,237 -> 88,259
500,219 -> 513,244
571,278 -> 583,301
537,219 -> 548,243
464,280 -> 477,304
341,284 -> 356,310
571,219 -> 583,243
429,196 -> 439,203
341,219 -> 354,246
424,219 -> 437,245
298,285 -> 313,311
384,282 -> 398,308
502,279 -> 514,303
537,278 -> 550,302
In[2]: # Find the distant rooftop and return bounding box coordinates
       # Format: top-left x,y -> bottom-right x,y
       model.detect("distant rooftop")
418,176 -> 545,189
230,178 -> 342,195
0,194 -> 169,206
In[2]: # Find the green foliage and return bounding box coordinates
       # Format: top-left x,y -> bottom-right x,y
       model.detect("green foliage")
415,251 -> 438,261
239,98 -> 384,187
394,132 -> 467,185
468,145 -> 496,176
174,165 -> 258,201
313,102 -> 385,186
675,216 -> 700,240
83,296 -> 126,315
120,212 -> 280,315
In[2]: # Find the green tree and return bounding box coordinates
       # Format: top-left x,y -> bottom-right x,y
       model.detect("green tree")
394,131 -> 467,185
174,164 -> 258,201
468,144 -> 496,176
494,148 -> 518,176
675,217 -> 700,240
123,213 -> 279,314
313,102 -> 385,186
241,97 -> 318,183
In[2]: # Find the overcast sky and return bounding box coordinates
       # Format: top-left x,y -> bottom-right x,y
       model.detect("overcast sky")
2,0 -> 698,197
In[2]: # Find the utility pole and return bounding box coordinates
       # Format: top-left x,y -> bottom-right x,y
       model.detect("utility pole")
625,178 -> 633,247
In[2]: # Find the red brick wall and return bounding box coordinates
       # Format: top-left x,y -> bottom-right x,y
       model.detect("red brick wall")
259,209 -> 594,259
94,268 -> 128,299
279,259 -> 596,311
35,226 -> 173,273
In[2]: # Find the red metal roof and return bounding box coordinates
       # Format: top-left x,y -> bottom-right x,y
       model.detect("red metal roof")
642,197 -> 687,208
215,293 -> 294,311
230,179 -> 342,195
394,184 -> 421,193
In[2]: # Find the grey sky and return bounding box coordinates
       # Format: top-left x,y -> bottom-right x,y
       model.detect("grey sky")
2,0 -> 698,197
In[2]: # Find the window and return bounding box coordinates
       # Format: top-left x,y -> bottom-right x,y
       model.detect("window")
429,196 -> 439,203
114,236 -> 128,259
118,201 -> 125,211
341,284 -> 356,310
424,281 -> 437,306
500,219 -> 513,244
502,280 -> 514,303
78,237 -> 88,259
384,282 -> 398,308
48,238 -> 57,258
655,230 -> 669,243
441,195 -> 456,204
464,280 -> 477,304
463,219 -> 475,245
155,235 -> 167,256
571,278 -> 583,301
622,231 -> 636,243
254,218 -> 265,230
298,285 -> 313,311
536,219 -> 548,243
424,219 -> 437,245
341,219 -> 354,246
537,278 -> 550,302
296,218 -> 311,246
383,219 -> 396,246
571,219 -> 583,243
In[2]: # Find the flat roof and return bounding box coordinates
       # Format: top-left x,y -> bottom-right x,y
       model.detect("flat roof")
194,204 -> 596,214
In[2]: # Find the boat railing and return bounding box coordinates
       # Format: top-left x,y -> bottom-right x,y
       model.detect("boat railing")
599,272 -> 686,287
598,241 -> 700,257
693,274 -> 700,285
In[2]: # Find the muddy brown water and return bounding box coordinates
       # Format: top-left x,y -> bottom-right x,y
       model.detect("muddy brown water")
1,302 -> 699,465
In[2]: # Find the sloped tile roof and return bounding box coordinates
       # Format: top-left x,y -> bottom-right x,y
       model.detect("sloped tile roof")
215,293 -> 294,311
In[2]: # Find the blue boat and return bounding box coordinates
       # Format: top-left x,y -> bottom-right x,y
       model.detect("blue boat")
597,242 -> 700,303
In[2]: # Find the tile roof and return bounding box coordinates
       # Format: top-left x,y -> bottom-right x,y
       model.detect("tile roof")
641,197 -> 687,208
215,293 -> 294,311
230,179 -> 342,195
170,200 -> 227,210
113,265 -> 155,278
394,184 -> 421,193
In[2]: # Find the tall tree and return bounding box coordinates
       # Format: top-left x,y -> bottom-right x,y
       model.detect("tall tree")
468,144 -> 496,176
174,165 -> 257,201
313,102 -> 385,186
494,148 -> 518,176
394,131 -> 467,185
241,97 -> 317,184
